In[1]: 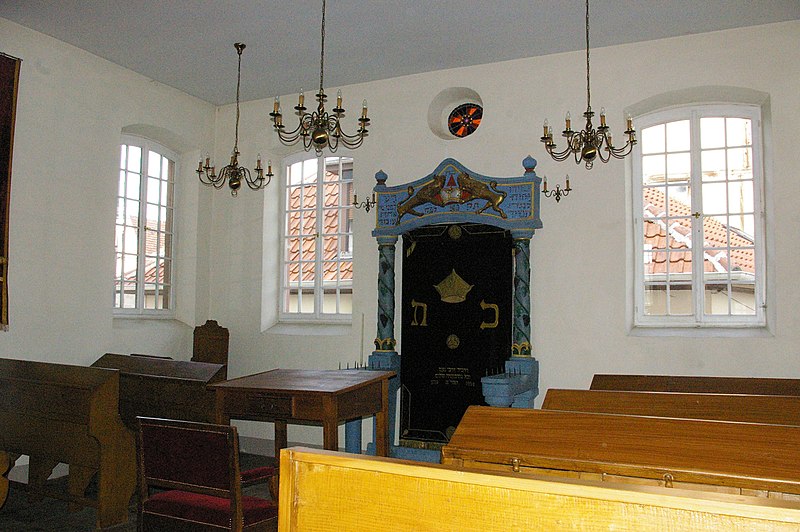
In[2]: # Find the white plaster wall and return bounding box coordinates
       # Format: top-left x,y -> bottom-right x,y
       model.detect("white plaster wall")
0,19 -> 215,366
208,21 -> 800,444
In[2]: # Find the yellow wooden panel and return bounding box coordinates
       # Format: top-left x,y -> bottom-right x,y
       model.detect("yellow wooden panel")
279,447 -> 800,532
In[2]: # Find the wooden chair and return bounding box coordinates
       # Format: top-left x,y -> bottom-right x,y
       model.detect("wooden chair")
193,320 -> 229,367
136,417 -> 277,531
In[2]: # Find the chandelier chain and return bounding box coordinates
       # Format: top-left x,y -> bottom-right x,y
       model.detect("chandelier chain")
319,0 -> 326,92
234,44 -> 242,152
585,0 -> 590,110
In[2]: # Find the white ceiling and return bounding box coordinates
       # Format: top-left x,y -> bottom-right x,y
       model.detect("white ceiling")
2,0 -> 798,106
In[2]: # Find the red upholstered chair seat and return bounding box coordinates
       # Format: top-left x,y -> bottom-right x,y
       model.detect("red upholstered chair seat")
143,490 -> 277,527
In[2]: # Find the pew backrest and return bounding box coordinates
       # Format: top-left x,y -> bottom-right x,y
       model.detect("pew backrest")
441,406 -> 800,497
279,446 -> 800,531
543,388 -> 800,425
591,374 -> 800,395
91,353 -> 225,428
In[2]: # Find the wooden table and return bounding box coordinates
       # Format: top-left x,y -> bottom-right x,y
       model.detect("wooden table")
209,369 -> 395,458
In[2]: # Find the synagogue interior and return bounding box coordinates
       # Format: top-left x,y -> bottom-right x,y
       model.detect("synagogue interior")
1,1 -> 800,530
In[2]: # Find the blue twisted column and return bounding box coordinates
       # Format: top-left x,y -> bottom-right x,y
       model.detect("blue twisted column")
512,237 -> 531,357
374,237 -> 398,353
346,235 -> 401,455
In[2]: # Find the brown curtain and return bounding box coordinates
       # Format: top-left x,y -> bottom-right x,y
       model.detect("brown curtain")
0,53 -> 21,329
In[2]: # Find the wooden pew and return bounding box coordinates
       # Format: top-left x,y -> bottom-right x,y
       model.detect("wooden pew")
591,374 -> 800,395
0,451 -> 9,509
279,446 -> 800,531
0,358 -> 135,529
91,353 -> 225,431
441,406 -> 800,499
542,388 -> 800,425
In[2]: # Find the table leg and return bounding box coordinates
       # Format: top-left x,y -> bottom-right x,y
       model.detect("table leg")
321,395 -> 339,451
274,420 -> 288,459
375,378 -> 390,456
322,418 -> 339,451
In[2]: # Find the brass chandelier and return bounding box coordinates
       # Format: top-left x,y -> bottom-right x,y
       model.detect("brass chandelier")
197,43 -> 272,196
540,0 -> 636,169
269,0 -> 370,153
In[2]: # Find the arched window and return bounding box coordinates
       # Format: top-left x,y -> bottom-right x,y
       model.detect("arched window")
280,153 -> 354,322
632,104 -> 765,329
114,135 -> 175,315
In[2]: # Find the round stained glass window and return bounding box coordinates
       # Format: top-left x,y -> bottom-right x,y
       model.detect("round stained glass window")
447,103 -> 483,138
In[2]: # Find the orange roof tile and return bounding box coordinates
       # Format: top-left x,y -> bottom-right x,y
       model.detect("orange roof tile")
286,172 -> 353,284
643,187 -> 754,275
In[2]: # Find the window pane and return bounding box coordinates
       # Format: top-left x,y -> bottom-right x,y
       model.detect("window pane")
162,176 -> 174,206
126,172 -> 141,200
726,118 -> 751,147
124,229 -> 138,254
145,203 -> 160,226
665,120 -> 690,152
302,184 -> 317,209
666,184 -> 691,217
127,145 -> 142,172
727,147 -> 752,181
641,124 -> 664,154
666,152 -> 690,184
147,177 -> 161,204
700,117 -> 725,149
339,260 -> 353,282
702,182 -> 727,215
642,155 -> 665,186
148,151 -> 161,178
701,149 -> 726,182
324,158 -> 340,182
123,281 -> 137,308
728,181 -> 754,215
302,209 -> 317,237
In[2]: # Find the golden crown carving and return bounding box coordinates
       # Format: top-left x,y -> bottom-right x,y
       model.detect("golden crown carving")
434,270 -> 474,304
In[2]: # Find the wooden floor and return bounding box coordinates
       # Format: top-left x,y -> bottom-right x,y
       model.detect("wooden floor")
0,453 -> 277,531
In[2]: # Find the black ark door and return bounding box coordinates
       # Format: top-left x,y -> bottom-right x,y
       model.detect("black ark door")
400,223 -> 512,445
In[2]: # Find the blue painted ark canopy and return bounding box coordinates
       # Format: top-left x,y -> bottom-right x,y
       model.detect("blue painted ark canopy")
372,156 -> 543,238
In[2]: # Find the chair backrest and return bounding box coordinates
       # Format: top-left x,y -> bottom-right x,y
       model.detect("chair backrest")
137,417 -> 240,499
193,320 -> 229,367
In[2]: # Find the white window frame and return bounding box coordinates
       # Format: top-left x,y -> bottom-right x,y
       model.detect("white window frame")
632,104 -> 766,330
279,151 -> 354,324
114,134 -> 176,318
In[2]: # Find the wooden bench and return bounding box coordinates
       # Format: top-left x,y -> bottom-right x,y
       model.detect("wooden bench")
279,446 -> 800,531
441,406 -> 800,499
0,451 -> 8,509
542,388 -> 800,425
91,353 -> 226,431
0,358 -> 136,529
591,374 -> 800,395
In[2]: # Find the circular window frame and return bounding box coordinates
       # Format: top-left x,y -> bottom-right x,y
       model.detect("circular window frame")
427,87 -> 484,140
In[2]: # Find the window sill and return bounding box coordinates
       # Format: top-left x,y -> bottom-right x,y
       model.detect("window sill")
268,320 -> 352,336
629,324 -> 773,338
113,312 -> 176,321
